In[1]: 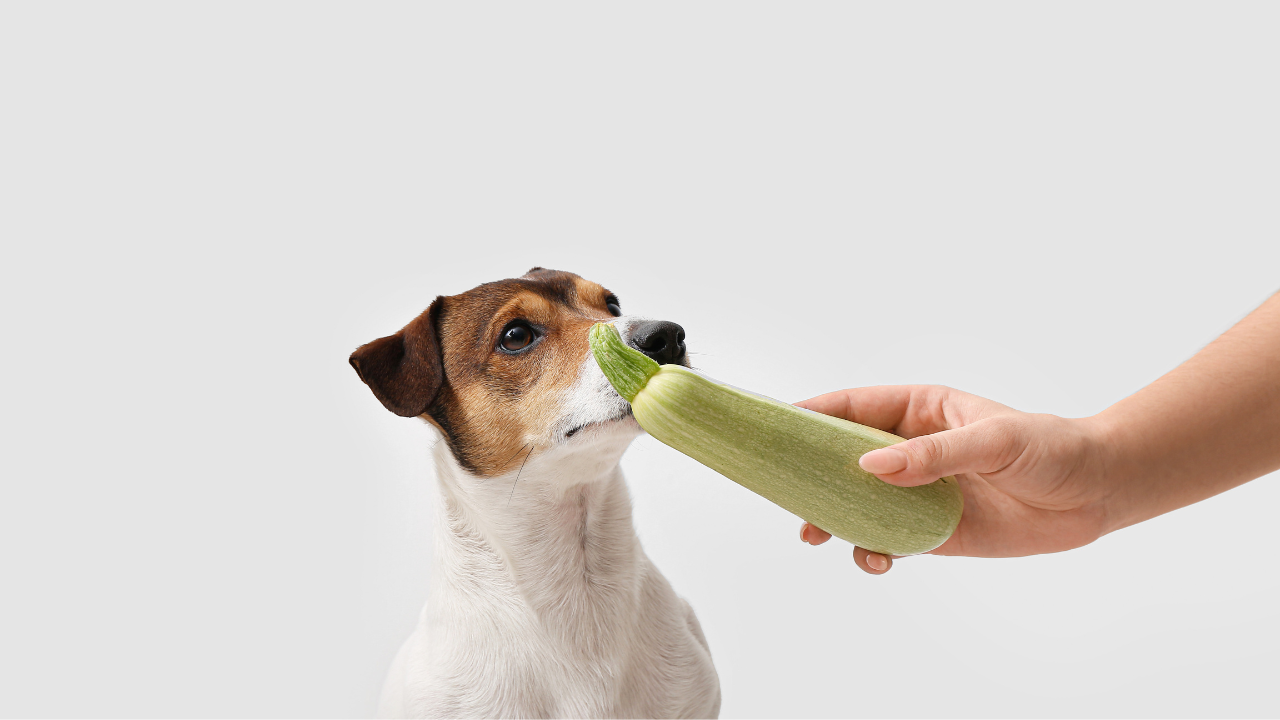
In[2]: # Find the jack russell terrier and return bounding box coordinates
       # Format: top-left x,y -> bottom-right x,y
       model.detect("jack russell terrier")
350,268 -> 721,718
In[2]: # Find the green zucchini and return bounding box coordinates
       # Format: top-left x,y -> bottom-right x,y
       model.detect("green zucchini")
591,323 -> 962,556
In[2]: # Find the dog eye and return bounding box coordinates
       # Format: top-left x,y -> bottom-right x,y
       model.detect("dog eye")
499,322 -> 537,353
605,295 -> 622,317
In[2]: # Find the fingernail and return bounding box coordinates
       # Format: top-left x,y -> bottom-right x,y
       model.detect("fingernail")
866,553 -> 888,572
860,448 -> 908,475
800,525 -> 809,544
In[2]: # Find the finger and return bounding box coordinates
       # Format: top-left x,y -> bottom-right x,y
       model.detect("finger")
794,386 -> 926,435
853,546 -> 893,574
799,522 -> 832,545
860,416 -> 1025,487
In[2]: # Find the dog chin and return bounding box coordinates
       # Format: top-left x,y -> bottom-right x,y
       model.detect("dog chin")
561,410 -> 641,444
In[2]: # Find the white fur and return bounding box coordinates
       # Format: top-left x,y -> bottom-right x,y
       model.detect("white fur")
378,318 -> 721,718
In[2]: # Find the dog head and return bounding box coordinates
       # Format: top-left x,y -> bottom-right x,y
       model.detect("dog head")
350,268 -> 688,478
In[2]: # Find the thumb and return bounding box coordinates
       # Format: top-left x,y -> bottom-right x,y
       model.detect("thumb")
858,417 -> 1023,487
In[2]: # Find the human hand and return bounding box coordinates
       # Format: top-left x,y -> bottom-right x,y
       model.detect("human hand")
795,385 -> 1112,574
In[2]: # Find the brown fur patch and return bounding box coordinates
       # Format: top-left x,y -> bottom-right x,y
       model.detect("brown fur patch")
354,269 -> 621,476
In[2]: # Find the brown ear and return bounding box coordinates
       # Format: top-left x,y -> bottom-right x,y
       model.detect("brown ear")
349,297 -> 445,417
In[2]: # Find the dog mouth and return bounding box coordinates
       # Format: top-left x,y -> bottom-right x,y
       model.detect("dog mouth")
564,407 -> 635,439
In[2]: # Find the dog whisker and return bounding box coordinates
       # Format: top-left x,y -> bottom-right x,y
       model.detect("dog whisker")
494,443 -> 531,474
507,445 -> 535,506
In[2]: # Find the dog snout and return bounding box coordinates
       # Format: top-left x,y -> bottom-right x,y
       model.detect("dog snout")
628,320 -> 687,366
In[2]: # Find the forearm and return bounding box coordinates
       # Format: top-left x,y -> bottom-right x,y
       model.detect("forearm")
1096,291 -> 1280,533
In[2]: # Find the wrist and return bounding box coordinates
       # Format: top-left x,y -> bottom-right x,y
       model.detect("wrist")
1077,408 -> 1140,537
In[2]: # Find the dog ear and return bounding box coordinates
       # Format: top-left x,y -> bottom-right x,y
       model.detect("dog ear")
349,297 -> 445,417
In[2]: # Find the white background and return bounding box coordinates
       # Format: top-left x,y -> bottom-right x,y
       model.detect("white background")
2,2 -> 1278,717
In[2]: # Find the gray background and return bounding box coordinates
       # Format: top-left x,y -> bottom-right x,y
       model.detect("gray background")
2,2 -> 1278,717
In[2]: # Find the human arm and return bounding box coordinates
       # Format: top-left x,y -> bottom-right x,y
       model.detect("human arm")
798,291 -> 1280,574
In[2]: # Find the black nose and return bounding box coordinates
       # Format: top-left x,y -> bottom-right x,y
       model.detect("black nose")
628,320 -> 687,366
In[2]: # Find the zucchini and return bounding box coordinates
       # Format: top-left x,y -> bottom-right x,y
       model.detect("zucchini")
591,323 -> 962,556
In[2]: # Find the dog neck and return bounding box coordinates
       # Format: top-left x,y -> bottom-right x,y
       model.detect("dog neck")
428,431 -> 645,644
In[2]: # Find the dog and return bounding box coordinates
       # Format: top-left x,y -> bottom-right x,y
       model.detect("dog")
350,268 -> 721,718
